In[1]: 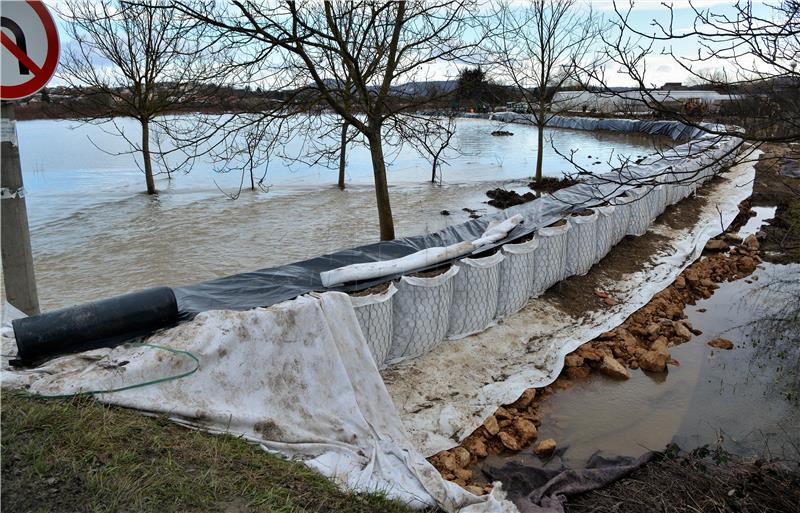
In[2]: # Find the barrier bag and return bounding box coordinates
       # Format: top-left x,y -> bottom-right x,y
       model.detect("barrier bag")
594,205 -> 616,264
496,237 -> 539,318
610,196 -> 632,245
531,220 -> 571,296
350,284 -> 398,368
566,210 -> 600,277
649,184 -> 668,221
388,266 -> 459,362
623,188 -> 652,236
447,253 -> 504,339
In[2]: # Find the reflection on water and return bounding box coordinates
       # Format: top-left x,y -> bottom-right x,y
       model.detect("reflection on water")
478,262 -> 800,474
13,117 -> 659,310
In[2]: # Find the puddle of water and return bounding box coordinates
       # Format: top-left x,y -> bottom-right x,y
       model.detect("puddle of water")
737,206 -> 777,238
477,262 -> 800,475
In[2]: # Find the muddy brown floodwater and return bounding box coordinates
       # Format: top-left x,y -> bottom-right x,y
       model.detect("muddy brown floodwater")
475,261 -> 800,481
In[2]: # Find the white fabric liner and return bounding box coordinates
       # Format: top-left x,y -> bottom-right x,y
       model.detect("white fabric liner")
447,253 -> 505,340
388,266 -> 460,364
495,238 -> 539,318
530,221 -> 571,296
594,205 -> 616,263
624,187 -> 653,236
565,210 -> 599,277
351,283 -> 398,368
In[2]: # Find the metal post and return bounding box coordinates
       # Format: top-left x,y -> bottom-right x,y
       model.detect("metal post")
1,101 -> 40,315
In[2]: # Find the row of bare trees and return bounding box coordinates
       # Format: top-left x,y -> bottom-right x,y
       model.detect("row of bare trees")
57,0 -> 799,240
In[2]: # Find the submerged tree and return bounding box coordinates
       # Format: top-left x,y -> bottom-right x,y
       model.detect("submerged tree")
58,0 -> 228,194
174,1 -> 484,240
487,0 -> 599,183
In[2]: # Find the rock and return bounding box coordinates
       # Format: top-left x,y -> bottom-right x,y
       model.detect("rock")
491,130 -> 514,136
495,406 -> 514,420
564,354 -> 584,367
708,337 -> 734,350
510,388 -> 537,410
453,446 -> 471,468
498,431 -> 522,451
465,485 -> 485,495
577,345 -> 603,362
599,355 -> 630,380
646,323 -> 661,337
743,234 -> 760,251
650,336 -> 670,356
673,321 -> 692,340
594,289 -> 609,298
513,418 -> 538,444
638,350 -> 668,372
439,451 -> 459,472
565,365 -> 592,379
700,278 -> 719,289
706,239 -> 729,252
534,438 -> 557,457
724,233 -> 743,244
603,297 -> 618,306
738,255 -> 756,272
454,468 -> 473,481
675,275 -> 686,288
685,269 -> 701,287
463,436 -> 488,458
598,331 -> 616,340
483,416 -> 500,436
440,209 -> 451,216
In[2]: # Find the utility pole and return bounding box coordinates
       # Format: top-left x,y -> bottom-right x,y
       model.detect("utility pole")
1,101 -> 40,315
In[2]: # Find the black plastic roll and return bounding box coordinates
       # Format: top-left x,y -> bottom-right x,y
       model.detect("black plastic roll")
12,287 -> 179,364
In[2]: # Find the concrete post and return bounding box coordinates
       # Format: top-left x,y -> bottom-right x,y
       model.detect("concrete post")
1,101 -> 40,315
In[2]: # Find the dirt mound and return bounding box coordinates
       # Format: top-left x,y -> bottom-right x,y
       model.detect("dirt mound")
486,188 -> 536,209
528,176 -> 580,194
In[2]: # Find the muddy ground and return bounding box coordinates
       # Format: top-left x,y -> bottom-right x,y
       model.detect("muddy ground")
428,147 -> 798,502
751,143 -> 800,263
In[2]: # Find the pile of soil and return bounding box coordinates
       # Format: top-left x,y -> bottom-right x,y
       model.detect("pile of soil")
486,188 -> 536,209
349,282 -> 392,297
491,130 -> 514,137
529,176 -> 580,194
567,446 -> 800,513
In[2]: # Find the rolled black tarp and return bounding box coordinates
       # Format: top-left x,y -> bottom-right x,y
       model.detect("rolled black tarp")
12,286 -> 178,364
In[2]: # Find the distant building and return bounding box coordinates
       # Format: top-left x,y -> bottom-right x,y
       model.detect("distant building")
660,82 -> 684,90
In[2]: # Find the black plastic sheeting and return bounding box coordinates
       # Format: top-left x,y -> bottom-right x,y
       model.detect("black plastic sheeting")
174,115 -> 714,318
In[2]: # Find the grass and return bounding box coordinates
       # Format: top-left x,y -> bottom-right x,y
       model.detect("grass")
1,389 -> 428,513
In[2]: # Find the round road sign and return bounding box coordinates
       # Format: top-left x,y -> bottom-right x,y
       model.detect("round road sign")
1,0 -> 60,100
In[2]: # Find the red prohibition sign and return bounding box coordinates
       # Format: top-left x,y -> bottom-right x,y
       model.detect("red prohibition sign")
0,0 -> 60,100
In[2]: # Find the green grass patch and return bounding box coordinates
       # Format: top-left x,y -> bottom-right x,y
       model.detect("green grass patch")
1,389 -> 429,513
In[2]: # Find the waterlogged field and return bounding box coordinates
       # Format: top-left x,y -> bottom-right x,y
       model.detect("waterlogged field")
16,116 -> 659,310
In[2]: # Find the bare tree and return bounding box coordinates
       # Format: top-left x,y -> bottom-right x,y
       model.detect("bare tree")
174,1 -> 485,240
488,0 -> 599,183
58,0 -> 229,195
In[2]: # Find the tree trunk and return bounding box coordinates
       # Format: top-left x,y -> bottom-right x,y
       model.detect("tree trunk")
367,130 -> 395,241
431,156 -> 438,183
535,119 -> 545,183
338,122 -> 348,190
141,119 -> 156,195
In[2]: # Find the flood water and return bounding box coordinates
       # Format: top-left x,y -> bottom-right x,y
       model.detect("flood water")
478,261 -> 800,475
12,116 -> 659,311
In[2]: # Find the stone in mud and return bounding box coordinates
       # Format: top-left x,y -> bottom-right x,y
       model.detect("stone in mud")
685,269 -> 701,287
465,485 -> 485,495
453,446 -> 472,468
638,350 -> 668,372
744,234 -> 760,251
650,336 -> 670,357
565,365 -> 592,379
439,451 -> 459,472
495,406 -> 514,420
724,233 -> 743,244
483,415 -> 500,436
708,338 -> 734,350
513,418 -> 538,444
599,355 -> 630,380
463,436 -> 488,458
598,331 -> 616,340
577,345 -> 604,362
498,431 -> 522,451
706,239 -> 729,252
673,321 -> 693,340
564,354 -> 584,367
701,278 -> 719,290
510,388 -> 537,410
738,256 -> 756,272
646,323 -> 661,337
534,438 -> 557,457
675,275 -> 686,289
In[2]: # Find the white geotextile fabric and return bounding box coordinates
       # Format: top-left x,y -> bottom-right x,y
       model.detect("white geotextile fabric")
388,267 -> 459,363
351,283 -> 398,368
381,156 -> 758,455
447,254 -> 504,340
496,238 -> 539,318
624,188 -> 653,236
609,197 -> 632,245
531,222 -> 570,296
2,293 -> 514,512
594,205 -> 616,263
565,211 -> 599,277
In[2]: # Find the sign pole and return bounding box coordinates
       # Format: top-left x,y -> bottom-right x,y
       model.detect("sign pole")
1,100 -> 40,315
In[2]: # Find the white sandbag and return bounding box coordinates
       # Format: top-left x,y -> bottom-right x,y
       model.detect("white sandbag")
350,284 -> 398,369
565,210 -> 600,277
388,266 -> 459,362
610,195 -> 632,245
623,188 -> 652,236
531,220 -> 571,296
447,253 -> 504,340
496,237 -> 539,318
649,185 -> 668,221
594,205 -> 616,263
